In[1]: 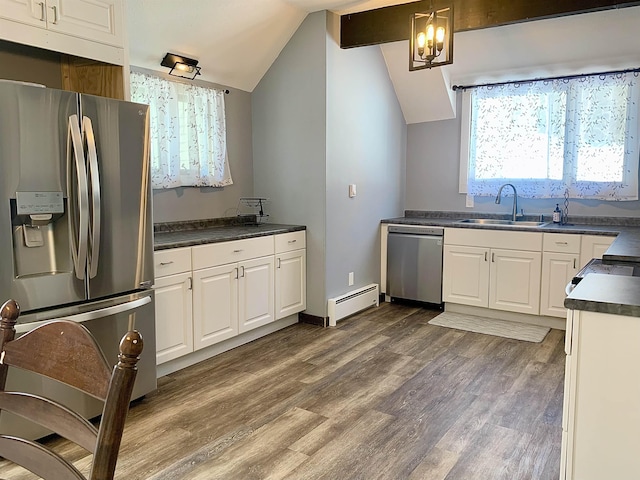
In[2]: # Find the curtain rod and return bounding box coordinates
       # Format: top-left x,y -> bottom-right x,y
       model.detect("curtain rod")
452,67 -> 640,91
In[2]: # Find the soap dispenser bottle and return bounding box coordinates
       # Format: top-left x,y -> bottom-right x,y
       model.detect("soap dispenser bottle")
553,204 -> 562,223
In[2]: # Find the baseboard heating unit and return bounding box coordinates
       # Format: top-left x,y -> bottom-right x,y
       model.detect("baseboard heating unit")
327,284 -> 379,327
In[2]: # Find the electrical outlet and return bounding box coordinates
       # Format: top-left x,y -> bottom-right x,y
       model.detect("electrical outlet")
466,194 -> 474,208
348,272 -> 354,286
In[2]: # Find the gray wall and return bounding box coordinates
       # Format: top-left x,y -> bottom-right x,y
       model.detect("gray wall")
253,11 -> 406,317
143,69 -> 254,223
406,92 -> 640,218
252,12 -> 328,316
325,12 -> 405,299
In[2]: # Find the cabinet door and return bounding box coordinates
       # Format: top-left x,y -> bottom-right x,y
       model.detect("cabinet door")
193,263 -> 238,349
489,249 -> 541,314
0,0 -> 43,27
443,245 -> 490,307
238,256 -> 275,334
579,235 -> 615,268
275,249 -> 306,320
48,0 -> 124,47
154,272 -> 193,365
562,310 -> 640,479
540,252 -> 578,318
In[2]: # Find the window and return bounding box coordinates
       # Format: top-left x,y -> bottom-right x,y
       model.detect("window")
130,71 -> 233,189
460,71 -> 640,201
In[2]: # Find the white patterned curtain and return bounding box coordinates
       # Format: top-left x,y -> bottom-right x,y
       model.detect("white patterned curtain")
130,71 -> 233,189
466,71 -> 640,200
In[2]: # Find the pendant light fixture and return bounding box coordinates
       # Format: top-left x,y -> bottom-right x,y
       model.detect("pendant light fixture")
409,3 -> 453,71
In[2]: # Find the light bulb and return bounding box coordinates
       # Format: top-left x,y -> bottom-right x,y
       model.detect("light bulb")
417,31 -> 426,49
426,24 -> 434,42
436,27 -> 445,43
426,24 -> 434,49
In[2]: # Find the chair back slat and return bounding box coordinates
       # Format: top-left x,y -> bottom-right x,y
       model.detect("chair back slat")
0,392 -> 98,452
0,436 -> 85,480
0,299 -> 143,480
2,321 -> 111,399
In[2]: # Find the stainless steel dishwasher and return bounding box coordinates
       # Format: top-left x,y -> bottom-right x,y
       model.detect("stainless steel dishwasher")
387,225 -> 443,304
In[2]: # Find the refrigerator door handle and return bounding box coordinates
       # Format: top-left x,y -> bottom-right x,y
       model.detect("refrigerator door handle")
83,116 -> 101,279
14,296 -> 152,334
67,114 -> 89,280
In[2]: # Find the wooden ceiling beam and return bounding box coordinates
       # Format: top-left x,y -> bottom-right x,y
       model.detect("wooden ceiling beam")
340,0 -> 640,48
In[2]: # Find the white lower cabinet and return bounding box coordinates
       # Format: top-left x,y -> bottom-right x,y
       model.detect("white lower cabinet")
489,248 -> 541,314
153,247 -> 194,365
443,229 -> 542,314
442,245 -> 489,307
579,234 -> 615,267
192,263 -> 238,349
275,231 -> 307,320
561,309 -> 640,479
238,256 -> 275,334
192,255 -> 275,349
540,233 -> 581,318
154,230 -> 306,366
540,253 -> 577,317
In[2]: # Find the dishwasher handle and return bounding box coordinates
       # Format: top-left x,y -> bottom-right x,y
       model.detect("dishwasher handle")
388,225 -> 444,236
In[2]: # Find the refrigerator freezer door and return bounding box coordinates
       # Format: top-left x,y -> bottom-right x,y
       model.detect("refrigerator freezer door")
0,82 -> 86,312
79,94 -> 154,300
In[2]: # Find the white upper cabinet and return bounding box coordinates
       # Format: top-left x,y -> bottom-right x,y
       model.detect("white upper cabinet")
0,0 -> 124,65
0,0 -> 43,27
47,0 -> 124,47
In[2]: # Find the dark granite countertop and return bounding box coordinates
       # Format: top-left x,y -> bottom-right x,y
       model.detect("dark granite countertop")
565,274 -> 640,317
154,221 -> 306,251
384,210 -> 640,317
382,211 -> 640,263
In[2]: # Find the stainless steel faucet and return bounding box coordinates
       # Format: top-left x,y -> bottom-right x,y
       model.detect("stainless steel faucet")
495,183 -> 519,221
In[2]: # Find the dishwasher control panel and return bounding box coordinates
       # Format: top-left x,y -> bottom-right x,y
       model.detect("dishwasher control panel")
388,225 -> 444,236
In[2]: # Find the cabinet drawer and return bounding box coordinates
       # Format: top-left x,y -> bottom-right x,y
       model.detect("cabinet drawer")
275,231 -> 306,253
445,228 -> 542,251
192,236 -> 275,269
154,247 -> 192,277
543,233 -> 581,254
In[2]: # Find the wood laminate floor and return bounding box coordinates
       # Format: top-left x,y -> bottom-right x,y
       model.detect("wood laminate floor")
0,303 -> 565,479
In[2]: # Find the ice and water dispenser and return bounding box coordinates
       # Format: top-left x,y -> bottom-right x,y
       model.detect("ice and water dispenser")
11,191 -> 69,279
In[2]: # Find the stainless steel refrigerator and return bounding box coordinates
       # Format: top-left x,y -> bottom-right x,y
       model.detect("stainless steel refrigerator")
0,80 -> 156,439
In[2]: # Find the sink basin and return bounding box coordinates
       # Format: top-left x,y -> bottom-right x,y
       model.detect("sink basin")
457,218 -> 547,227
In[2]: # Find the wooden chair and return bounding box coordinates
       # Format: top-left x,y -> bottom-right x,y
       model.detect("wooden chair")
0,299 -> 143,480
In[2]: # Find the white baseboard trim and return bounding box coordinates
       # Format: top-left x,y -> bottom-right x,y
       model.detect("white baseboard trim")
157,315 -> 299,378
444,303 -> 566,331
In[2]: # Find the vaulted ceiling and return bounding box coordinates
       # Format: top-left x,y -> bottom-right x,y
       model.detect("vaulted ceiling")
126,0 -> 412,92
127,1 -> 640,124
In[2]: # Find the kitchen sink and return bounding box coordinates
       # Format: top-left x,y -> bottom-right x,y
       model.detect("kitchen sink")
457,218 -> 548,227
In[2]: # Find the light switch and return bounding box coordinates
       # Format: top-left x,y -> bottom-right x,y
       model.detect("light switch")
349,184 -> 356,198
